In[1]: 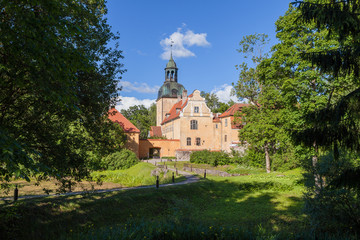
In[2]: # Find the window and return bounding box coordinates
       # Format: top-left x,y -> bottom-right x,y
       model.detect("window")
196,137 -> 201,146
187,137 -> 191,146
190,120 -> 198,130
216,124 -> 218,129
224,135 -> 227,142
225,119 -> 228,127
194,106 -> 199,113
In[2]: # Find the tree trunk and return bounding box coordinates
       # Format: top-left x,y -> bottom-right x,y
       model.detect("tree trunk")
312,140 -> 321,190
265,144 -> 271,173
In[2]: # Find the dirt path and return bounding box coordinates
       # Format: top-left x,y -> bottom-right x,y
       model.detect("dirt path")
0,160 -> 199,201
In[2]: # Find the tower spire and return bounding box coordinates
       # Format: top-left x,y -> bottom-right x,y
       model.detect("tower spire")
170,39 -> 174,60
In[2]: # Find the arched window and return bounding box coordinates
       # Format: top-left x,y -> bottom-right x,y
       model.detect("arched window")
171,71 -> 174,80
187,137 -> 191,146
196,137 -> 201,146
172,89 -> 178,96
190,120 -> 198,130
167,71 -> 170,79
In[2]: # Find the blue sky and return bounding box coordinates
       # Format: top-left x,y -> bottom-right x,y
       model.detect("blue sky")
106,0 -> 292,110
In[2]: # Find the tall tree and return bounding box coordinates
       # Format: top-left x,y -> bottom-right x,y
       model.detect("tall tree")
290,1 -> 360,233
233,33 -> 287,173
292,0 -> 360,152
121,105 -> 156,139
0,0 -> 125,190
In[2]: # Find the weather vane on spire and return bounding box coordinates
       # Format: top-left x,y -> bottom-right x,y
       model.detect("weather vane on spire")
170,39 -> 174,58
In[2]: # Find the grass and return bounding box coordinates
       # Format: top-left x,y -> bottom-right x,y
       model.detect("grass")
0,167 -> 309,239
165,160 -> 266,175
91,162 -> 186,187
0,163 -> 185,198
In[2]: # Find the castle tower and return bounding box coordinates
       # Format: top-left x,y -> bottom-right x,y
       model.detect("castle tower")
156,54 -> 186,126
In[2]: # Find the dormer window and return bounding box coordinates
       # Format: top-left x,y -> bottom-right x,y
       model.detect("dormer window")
194,106 -> 199,113
176,108 -> 181,114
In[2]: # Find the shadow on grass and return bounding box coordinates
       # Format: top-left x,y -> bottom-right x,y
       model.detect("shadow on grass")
0,178 -> 305,239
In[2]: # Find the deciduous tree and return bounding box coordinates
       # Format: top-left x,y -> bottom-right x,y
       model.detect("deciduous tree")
0,0 -> 125,191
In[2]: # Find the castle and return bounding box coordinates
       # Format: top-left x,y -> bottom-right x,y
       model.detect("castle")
110,55 -> 248,159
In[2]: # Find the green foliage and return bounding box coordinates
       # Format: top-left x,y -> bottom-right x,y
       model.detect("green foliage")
303,150 -> 360,234
190,150 -> 231,166
236,147 -> 265,168
121,104 -> 156,139
101,149 -> 139,171
64,219 -> 281,240
200,91 -> 234,113
0,0 -> 126,190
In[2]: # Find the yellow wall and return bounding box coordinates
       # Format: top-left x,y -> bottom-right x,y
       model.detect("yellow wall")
156,97 -> 179,126
125,132 -> 140,158
220,116 -> 240,152
139,139 -> 180,158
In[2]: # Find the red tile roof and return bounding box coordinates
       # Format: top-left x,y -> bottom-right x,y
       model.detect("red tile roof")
149,126 -> 162,137
108,108 -> 140,133
212,113 -> 221,123
219,103 -> 250,118
161,98 -> 189,125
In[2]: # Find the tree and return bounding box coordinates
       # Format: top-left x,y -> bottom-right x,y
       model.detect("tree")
233,33 -> 287,173
233,34 -> 269,104
292,0 -> 360,153
289,0 -> 360,233
200,91 -> 234,113
0,0 -> 125,191
121,105 -> 156,139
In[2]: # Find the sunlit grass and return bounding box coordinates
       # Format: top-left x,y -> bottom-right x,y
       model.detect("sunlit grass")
91,162 -> 185,187
0,167 -> 309,239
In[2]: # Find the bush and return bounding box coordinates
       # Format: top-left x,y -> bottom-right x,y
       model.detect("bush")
304,150 -> 360,235
190,150 -> 230,166
101,149 -> 139,170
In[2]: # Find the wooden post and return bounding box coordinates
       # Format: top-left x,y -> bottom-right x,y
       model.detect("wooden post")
204,169 -> 206,179
174,162 -> 176,168
14,185 -> 18,201
191,165 -> 192,172
172,172 -> 175,183
176,168 -> 178,176
155,162 -> 157,166
156,176 -> 159,189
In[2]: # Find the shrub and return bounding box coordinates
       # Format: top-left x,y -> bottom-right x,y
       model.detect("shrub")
101,149 -> 139,170
190,150 -> 230,166
304,150 -> 360,235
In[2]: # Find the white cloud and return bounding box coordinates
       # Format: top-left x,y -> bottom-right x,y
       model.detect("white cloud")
116,97 -> 155,111
160,27 -> 210,60
120,81 -> 160,94
211,84 -> 242,103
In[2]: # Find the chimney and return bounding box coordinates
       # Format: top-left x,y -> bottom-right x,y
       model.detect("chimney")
182,90 -> 187,99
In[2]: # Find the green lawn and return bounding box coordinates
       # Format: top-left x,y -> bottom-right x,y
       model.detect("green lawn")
91,162 -> 186,187
165,160 -> 266,175
0,167 -> 308,239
